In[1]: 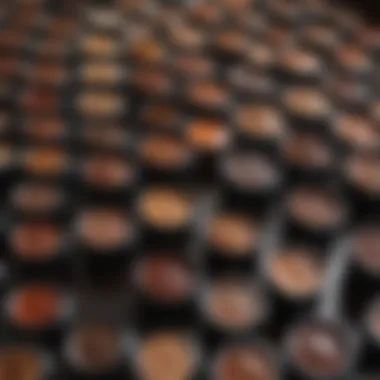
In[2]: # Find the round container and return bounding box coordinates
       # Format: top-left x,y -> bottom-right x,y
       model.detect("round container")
275,48 -> 324,85
358,297 -> 380,372
139,134 -> 194,184
200,277 -> 269,350
334,44 -> 372,79
79,33 -> 121,60
266,246 -> 327,339
138,186 -> 194,250
130,66 -> 175,101
78,62 -> 127,89
9,181 -> 69,220
0,344 -> 53,380
204,210 -> 263,274
133,254 -> 196,329
80,153 -> 136,204
343,223 -> 380,322
135,330 -> 201,380
3,282 -> 73,347
284,318 -> 356,380
21,146 -> 72,183
22,116 -> 68,146
211,340 -> 279,380
81,124 -> 131,155
173,53 -> 216,80
8,220 -> 69,280
63,322 -> 129,380
128,38 -> 168,66
283,186 -> 348,247
245,41 -> 276,73
227,66 -> 277,102
211,29 -> 248,62
343,152 -> 380,220
328,77 -> 371,114
282,87 -> 332,135
75,90 -> 126,121
235,103 -> 286,154
283,131 -> 335,184
186,117 -> 231,182
139,102 -> 183,134
75,208 -> 135,282
220,151 -> 282,215
183,80 -> 231,117
333,114 -> 380,154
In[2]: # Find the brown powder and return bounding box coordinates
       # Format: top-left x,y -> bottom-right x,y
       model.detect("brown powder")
141,136 -> 191,169
187,119 -> 229,152
186,82 -> 228,110
288,188 -> 344,229
0,346 -> 45,380
139,188 -> 192,230
269,249 -> 324,298
136,256 -> 194,303
78,92 -> 123,118
11,222 -> 62,260
353,225 -> 380,273
285,88 -> 330,118
82,35 -> 118,56
214,344 -> 277,380
237,105 -> 284,139
82,62 -> 121,85
24,148 -> 68,176
67,323 -> 122,373
288,322 -> 350,377
78,209 -> 131,250
12,183 -> 62,214
138,332 -> 197,380
208,214 -> 259,256
9,285 -> 63,329
284,133 -> 332,168
335,115 -> 379,151
83,155 -> 134,189
205,279 -> 265,330
346,154 -> 380,193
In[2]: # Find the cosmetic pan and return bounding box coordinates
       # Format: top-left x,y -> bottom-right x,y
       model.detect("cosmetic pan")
79,152 -> 137,204
265,244 -> 327,339
79,123 -> 132,155
200,276 -> 270,350
74,207 -> 136,282
219,150 -> 282,215
234,102 -> 287,155
210,339 -> 279,380
132,253 -> 197,330
139,133 -> 195,184
6,218 -> 72,281
8,180 -> 71,221
282,86 -> 332,135
357,296 -> 380,372
134,329 -> 203,380
227,66 -> 278,103
282,185 -> 348,248
342,222 -> 380,322
283,317 -> 358,380
186,117 -> 231,182
204,208 -> 264,275
343,152 -> 380,220
62,321 -> 131,380
0,344 -> 54,380
137,186 -> 195,250
283,131 -> 336,185
1,281 -> 73,347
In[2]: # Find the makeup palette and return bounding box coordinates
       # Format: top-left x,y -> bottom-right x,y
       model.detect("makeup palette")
1,0 -> 380,379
